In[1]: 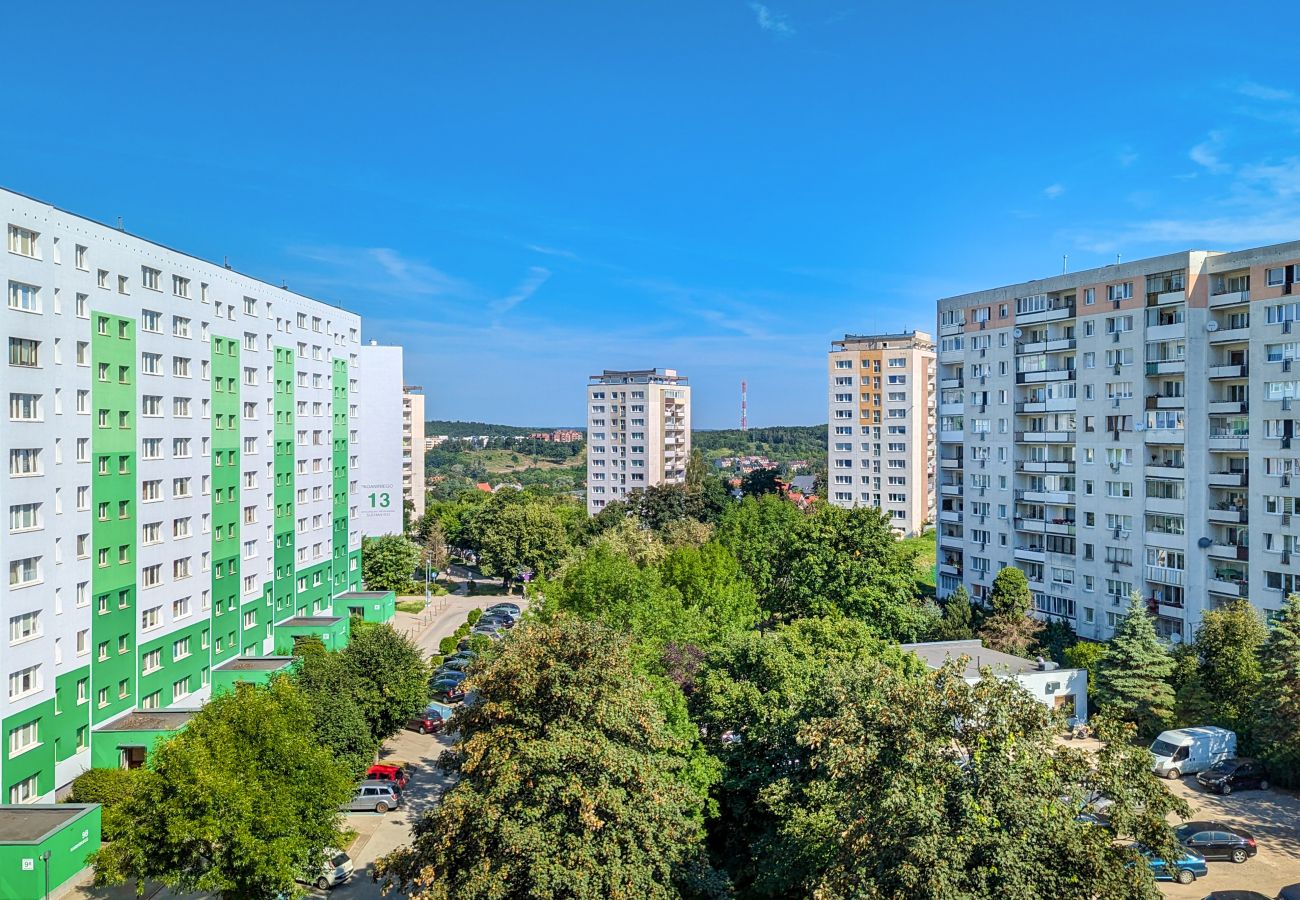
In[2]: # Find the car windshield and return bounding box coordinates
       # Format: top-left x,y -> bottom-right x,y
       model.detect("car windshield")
1174,824 -> 1198,841
1206,760 -> 1235,774
330,852 -> 349,867
1150,739 -> 1180,757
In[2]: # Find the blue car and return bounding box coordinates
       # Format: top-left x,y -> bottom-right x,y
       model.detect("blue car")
1133,844 -> 1207,885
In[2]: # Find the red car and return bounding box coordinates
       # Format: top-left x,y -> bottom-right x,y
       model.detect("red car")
406,708 -> 445,735
366,764 -> 409,791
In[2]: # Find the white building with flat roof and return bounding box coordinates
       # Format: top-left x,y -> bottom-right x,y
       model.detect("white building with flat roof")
586,368 -> 691,515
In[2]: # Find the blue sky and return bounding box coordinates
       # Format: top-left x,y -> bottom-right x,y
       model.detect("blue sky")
5,1 -> 1300,427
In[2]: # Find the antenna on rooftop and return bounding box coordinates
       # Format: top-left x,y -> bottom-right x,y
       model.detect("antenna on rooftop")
1062,254 -> 1068,275
116,216 -> 124,231
1116,253 -> 1122,265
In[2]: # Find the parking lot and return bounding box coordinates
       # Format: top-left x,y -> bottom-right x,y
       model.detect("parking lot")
1159,774 -> 1300,898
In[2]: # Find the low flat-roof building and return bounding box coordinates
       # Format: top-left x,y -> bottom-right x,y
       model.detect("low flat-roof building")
0,804 -> 101,899
901,639 -> 1087,724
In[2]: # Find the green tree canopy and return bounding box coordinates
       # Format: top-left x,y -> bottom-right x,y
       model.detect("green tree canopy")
1176,599 -> 1267,738
1094,593 -> 1176,737
66,768 -> 141,842
340,621 -> 430,744
934,584 -> 974,641
1259,593 -> 1300,786
758,662 -> 1189,900
464,491 -> 570,579
377,617 -> 714,899
91,678 -> 353,898
361,533 -> 423,593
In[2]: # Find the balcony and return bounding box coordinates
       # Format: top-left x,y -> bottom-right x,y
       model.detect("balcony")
1018,489 -> 1075,505
938,510 -> 961,524
1209,326 -> 1250,344
1014,546 -> 1047,563
940,319 -> 966,336
1146,496 -> 1184,515
1014,431 -> 1075,443
1145,463 -> 1185,479
1145,360 -> 1186,376
1146,323 -> 1186,342
1208,543 -> 1249,562
939,429 -> 965,444
1018,460 -> 1075,474
1208,471 -> 1248,487
1015,398 -> 1077,414
1208,432 -> 1249,451
1145,395 -> 1184,410
940,484 -> 963,497
939,377 -> 965,390
1016,369 -> 1076,384
939,561 -> 962,577
1207,575 -> 1247,597
938,402 -> 964,417
1209,363 -> 1248,379
939,458 -> 963,469
1015,517 -> 1076,535
1144,428 -> 1185,445
1017,337 -> 1077,355
1209,400 -> 1248,415
1146,565 -> 1185,586
1016,302 -> 1076,325
1209,289 -> 1250,307
1208,506 -> 1248,525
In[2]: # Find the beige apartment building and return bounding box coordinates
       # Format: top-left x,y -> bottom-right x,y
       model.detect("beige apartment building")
402,385 -> 426,521
586,369 -> 691,515
827,332 -> 936,535
936,242 -> 1300,645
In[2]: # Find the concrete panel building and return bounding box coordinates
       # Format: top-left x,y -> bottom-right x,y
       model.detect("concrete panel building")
827,332 -> 936,535
586,369 -> 691,515
355,342 -> 405,537
402,384 -> 426,522
935,243 -> 1300,644
0,187 -> 400,802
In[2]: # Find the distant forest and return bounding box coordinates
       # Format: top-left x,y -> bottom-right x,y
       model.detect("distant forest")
692,425 -> 826,461
425,420 -> 584,438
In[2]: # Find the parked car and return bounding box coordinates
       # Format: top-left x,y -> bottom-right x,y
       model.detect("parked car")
1196,758 -> 1271,794
1150,727 -> 1237,779
1133,844 -> 1207,884
438,656 -> 473,673
431,678 -> 466,703
1201,892 -> 1275,900
471,627 -> 504,641
478,613 -> 515,629
1175,822 -> 1258,864
344,781 -> 400,813
1279,885 -> 1300,900
366,763 -> 408,791
485,603 -> 521,619
407,707 -> 445,735
297,848 -> 354,891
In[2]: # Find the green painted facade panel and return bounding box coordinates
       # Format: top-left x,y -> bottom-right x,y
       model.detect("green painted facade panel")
51,668 -> 91,764
332,359 -> 353,595
137,619 -> 210,710
210,335 -> 243,669
332,591 -> 396,624
0,804 -> 101,900
273,617 -> 350,655
211,658 -> 295,696
0,700 -> 55,801
90,312 -> 137,727
273,348 -> 296,623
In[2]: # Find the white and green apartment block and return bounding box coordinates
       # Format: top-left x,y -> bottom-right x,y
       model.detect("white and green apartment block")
1,188 -> 403,803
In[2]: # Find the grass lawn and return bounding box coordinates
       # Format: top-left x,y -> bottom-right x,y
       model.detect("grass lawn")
898,530 -> 937,599
395,599 -> 428,614
474,449 -> 584,475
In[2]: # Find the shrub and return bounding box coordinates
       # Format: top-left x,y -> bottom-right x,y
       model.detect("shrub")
439,636 -> 459,656
467,608 -> 483,626
66,768 -> 141,842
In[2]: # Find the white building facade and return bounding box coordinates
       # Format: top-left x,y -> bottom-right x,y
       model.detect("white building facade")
586,369 -> 691,515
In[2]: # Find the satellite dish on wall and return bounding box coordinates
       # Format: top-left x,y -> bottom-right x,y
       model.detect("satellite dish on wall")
1197,537 -> 1214,549
1205,321 -> 1220,332
1013,328 -> 1024,338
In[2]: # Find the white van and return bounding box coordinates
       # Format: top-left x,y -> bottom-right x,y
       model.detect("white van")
1150,726 -> 1237,779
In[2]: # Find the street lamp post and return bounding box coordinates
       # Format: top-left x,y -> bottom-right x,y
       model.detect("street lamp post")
40,849 -> 51,900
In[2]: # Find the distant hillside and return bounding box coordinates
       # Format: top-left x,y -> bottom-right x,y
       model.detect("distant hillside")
425,420 -> 585,438
692,425 -> 826,462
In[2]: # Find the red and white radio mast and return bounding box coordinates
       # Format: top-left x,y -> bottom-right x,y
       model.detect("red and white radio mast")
740,379 -> 748,432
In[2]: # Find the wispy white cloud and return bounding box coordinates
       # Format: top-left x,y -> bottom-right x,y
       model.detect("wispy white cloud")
1237,80 -> 1296,103
493,266 -> 551,315
748,2 -> 793,35
1189,130 -> 1229,173
525,243 -> 580,261
287,245 -> 472,302
1043,183 -> 1065,200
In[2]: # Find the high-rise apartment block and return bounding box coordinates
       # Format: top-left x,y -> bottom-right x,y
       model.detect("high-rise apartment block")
586,369 -> 690,515
827,332 -> 936,535
936,244 -> 1300,644
403,385 -> 426,522
0,188 -> 403,802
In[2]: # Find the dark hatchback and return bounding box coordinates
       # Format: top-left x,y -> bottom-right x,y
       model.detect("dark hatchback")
406,707 -> 445,734
1196,758 -> 1270,795
1175,821 -> 1258,864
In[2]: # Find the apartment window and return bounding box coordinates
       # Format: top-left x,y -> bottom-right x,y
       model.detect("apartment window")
173,636 -> 191,661
173,275 -> 190,297
173,316 -> 190,338
9,392 -> 41,421
173,477 -> 191,498
8,557 -> 40,588
1267,267 -> 1287,287
8,611 -> 41,643
118,274 -> 129,294
173,596 -> 191,619
142,648 -> 163,674
141,266 -> 161,290
1107,282 -> 1133,301
173,517 -> 191,538
141,309 -> 161,333
141,437 -> 162,460
173,356 -> 191,378
7,337 -> 39,368
141,395 -> 161,417
8,503 -> 41,533
7,665 -> 40,700
1084,287 -> 1095,305
172,677 -> 191,703
6,225 -> 39,258
9,448 -> 41,476
243,610 -> 257,629
7,720 -> 39,757
173,397 -> 191,417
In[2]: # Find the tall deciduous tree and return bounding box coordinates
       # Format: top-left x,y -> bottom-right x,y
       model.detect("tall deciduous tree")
293,639 -> 379,777
376,618 -> 714,899
341,621 -> 430,744
91,678 -> 353,898
1258,593 -> 1300,786
1176,599 -> 1267,737
464,492 -> 570,579
361,533 -> 423,593
1094,592 -> 1175,737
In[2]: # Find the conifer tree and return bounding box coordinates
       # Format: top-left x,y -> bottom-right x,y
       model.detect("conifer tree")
1094,592 -> 1175,738
1259,593 -> 1300,786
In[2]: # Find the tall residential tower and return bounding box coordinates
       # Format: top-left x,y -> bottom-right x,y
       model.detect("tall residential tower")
827,332 -> 936,535
1,188 -> 402,802
936,244 -> 1300,644
586,369 -> 691,515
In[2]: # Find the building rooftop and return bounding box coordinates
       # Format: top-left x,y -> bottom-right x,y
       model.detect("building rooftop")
278,616 -> 345,627
335,591 -> 392,600
0,805 -> 97,844
214,656 -> 295,672
588,368 -> 689,385
900,639 -> 1068,679
832,331 -> 935,351
95,709 -> 198,732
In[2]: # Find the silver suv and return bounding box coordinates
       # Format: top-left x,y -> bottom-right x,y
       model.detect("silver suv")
345,780 -> 400,813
